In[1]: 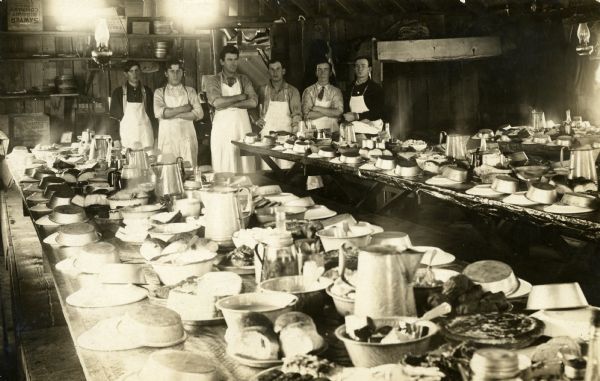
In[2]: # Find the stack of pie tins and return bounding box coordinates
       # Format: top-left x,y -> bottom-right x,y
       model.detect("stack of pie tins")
55,74 -> 77,94
76,305 -> 187,351
155,41 -> 168,58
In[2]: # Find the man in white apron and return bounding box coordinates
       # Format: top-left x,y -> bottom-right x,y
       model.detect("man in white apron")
153,60 -> 204,167
257,58 -> 302,170
343,55 -> 385,129
109,61 -> 156,149
206,45 -> 258,173
301,60 -> 343,133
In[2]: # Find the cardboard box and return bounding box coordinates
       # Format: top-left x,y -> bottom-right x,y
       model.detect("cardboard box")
7,0 -> 43,31
132,21 -> 150,34
10,113 -> 50,148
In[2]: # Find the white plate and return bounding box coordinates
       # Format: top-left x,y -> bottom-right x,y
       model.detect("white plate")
359,163 -> 382,171
425,176 -> 463,186
307,153 -> 320,159
30,204 -> 52,213
271,145 -> 284,151
227,342 -> 327,368
355,221 -> 384,234
304,205 -> 337,220
543,204 -> 595,214
502,192 -> 539,206
412,246 -> 456,266
264,192 -> 298,204
66,284 -> 147,308
465,185 -> 504,197
507,278 -> 532,299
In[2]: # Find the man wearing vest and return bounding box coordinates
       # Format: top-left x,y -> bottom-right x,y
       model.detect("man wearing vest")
109,60 -> 157,149
154,59 -> 204,166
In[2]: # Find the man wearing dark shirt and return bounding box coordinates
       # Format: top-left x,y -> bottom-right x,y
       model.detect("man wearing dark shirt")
342,55 -> 385,123
109,61 -> 157,148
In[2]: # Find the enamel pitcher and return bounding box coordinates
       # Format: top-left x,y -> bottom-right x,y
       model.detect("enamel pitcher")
560,146 -> 600,183
152,157 -> 185,197
201,186 -> 253,246
341,244 -> 424,317
440,131 -> 470,160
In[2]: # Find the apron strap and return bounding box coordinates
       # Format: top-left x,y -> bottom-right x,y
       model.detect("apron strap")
123,84 -> 148,114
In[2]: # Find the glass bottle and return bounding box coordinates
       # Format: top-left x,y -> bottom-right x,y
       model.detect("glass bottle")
584,310 -> 600,381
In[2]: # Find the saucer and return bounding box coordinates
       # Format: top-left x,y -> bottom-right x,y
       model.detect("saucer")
543,204 -> 595,214
304,205 -> 337,220
425,176 -> 463,186
465,185 -> 504,197
502,192 -> 539,206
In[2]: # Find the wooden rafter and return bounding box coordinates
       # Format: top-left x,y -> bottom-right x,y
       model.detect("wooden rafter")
333,0 -> 360,14
387,0 -> 407,12
359,0 -> 385,15
289,0 -> 316,16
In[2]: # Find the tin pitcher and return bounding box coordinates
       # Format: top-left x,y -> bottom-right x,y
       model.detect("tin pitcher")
126,147 -> 150,171
353,245 -> 424,317
560,146 -> 600,183
255,232 -> 299,282
152,157 -> 185,197
440,131 -> 470,160
201,186 -> 253,246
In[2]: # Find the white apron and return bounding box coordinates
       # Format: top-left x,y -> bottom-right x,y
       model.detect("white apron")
120,85 -> 154,149
157,86 -> 198,167
349,84 -> 370,114
261,87 -> 293,170
312,92 -> 339,132
211,79 -> 254,173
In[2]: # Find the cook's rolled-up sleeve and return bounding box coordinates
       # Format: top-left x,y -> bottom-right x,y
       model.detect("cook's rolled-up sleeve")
205,75 -> 221,107
153,88 -> 166,120
187,87 -> 203,120
289,87 -> 302,127
240,75 -> 258,105
330,87 -> 344,115
301,86 -> 315,118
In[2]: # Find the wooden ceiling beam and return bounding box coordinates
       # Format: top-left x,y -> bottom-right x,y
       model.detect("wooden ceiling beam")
386,0 -> 407,13
333,0 -> 360,14
289,0 -> 316,17
360,0 -> 385,15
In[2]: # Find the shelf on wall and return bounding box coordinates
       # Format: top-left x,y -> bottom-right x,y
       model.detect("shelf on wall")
377,37 -> 502,62
0,31 -> 93,37
0,93 -> 79,100
0,56 -> 168,63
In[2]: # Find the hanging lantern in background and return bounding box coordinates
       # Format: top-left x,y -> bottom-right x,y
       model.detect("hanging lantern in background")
577,22 -> 594,56
92,18 -> 112,67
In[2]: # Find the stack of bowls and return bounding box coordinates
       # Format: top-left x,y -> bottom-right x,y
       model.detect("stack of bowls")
155,41 -> 168,58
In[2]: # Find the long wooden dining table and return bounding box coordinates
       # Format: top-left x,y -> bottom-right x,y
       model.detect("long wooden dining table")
3,159 -> 478,381
233,141 -> 600,242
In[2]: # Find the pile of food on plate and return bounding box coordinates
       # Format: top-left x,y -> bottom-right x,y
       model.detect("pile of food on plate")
256,354 -> 340,381
229,312 -> 325,361
427,274 -> 511,315
226,245 -> 255,267
344,315 -> 429,344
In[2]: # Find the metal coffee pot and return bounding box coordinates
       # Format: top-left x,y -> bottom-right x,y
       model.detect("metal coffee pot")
340,244 -> 424,317
440,131 -> 470,160
151,157 -> 185,197
200,186 -> 253,246
126,147 -> 150,171
560,146 -> 600,183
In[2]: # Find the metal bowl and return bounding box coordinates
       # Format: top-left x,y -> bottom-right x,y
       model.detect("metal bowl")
555,136 -> 572,147
56,222 -> 100,247
370,231 -> 412,251
335,317 -> 439,368
33,169 -> 55,181
318,148 -> 337,158
526,182 -> 558,204
441,165 -> 468,183
39,176 -> 65,190
99,263 -> 146,284
341,153 -> 362,164
119,204 -> 165,220
75,242 -> 120,273
47,188 -> 75,209
43,183 -> 71,199
491,175 -> 519,194
49,205 -> 88,224
258,276 -> 332,317
375,155 -> 396,170
560,192 -> 597,209
395,164 -> 421,177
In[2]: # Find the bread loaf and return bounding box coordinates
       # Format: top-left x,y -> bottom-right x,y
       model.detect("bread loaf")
233,326 -> 280,360
279,322 -> 324,357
